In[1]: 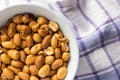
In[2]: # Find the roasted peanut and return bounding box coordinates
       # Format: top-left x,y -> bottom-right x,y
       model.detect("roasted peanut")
38,51 -> 47,56
48,21 -> 59,32
18,72 -> 30,80
7,23 -> 16,38
17,25 -> 31,39
31,43 -> 42,54
21,40 -> 27,49
20,51 -> 26,62
35,55 -> 45,69
51,74 -> 60,80
24,47 -> 31,55
62,52 -> 70,62
29,65 -> 38,76
1,34 -> 9,41
26,55 -> 36,65
55,48 -> 62,59
3,68 -> 14,79
30,76 -> 39,80
57,30 -> 63,38
2,39 -> 16,49
49,30 -> 53,37
22,13 -> 34,24
37,17 -> 48,25
60,38 -> 69,43
38,24 -> 49,37
61,42 -> 69,52
13,33 -> 22,46
33,33 -> 42,43
51,35 -> 58,48
26,35 -> 34,47
23,65 -> 30,73
29,21 -> 39,32
11,60 -> 24,68
8,66 -> 21,74
7,49 -> 20,60
14,75 -> 20,80
1,53 -> 11,64
13,14 -> 23,24
45,56 -> 55,65
44,47 -> 54,56
57,66 -> 67,79
51,59 -> 63,69
38,64 -> 50,78
42,35 -> 51,49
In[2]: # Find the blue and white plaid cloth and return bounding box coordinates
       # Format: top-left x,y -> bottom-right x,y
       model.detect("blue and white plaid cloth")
1,0 -> 120,80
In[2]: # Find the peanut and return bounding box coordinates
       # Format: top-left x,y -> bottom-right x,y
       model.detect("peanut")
29,21 -> 39,32
31,43 -> 42,54
33,33 -> 42,43
18,72 -> 30,80
13,33 -> 22,46
7,49 -> 20,60
20,51 -> 26,62
26,35 -> 34,47
38,24 -> 49,37
35,55 -> 45,69
42,35 -> 51,49
24,47 -> 31,55
51,74 -> 60,80
61,42 -> 69,52
7,23 -> 16,38
26,55 -> 36,65
51,35 -> 58,48
11,60 -> 24,68
23,65 -> 30,73
13,14 -> 23,24
51,59 -> 63,69
44,47 -> 54,56
14,75 -> 20,80
2,39 -> 16,49
62,52 -> 70,62
22,13 -> 34,24
45,56 -> 55,65
38,64 -> 50,78
3,68 -> 14,79
30,76 -> 39,80
37,17 -> 48,25
8,66 -> 21,74
1,53 -> 11,64
55,48 -> 62,59
1,34 -> 9,41
29,65 -> 38,76
48,21 -> 59,32
57,66 -> 67,79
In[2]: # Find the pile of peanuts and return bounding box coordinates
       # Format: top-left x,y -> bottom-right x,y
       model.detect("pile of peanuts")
0,13 -> 70,80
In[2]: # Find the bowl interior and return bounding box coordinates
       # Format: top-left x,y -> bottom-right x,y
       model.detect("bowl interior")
0,4 -> 79,80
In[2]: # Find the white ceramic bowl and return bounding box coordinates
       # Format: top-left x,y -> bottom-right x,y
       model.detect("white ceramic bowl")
0,4 -> 79,80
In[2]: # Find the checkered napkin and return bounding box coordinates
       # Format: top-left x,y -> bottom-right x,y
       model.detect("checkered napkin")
1,0 -> 120,80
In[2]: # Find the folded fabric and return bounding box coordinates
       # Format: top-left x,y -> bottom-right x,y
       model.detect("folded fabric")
1,0 -> 120,80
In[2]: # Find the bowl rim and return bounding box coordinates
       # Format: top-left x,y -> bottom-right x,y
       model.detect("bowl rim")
0,4 -> 80,80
